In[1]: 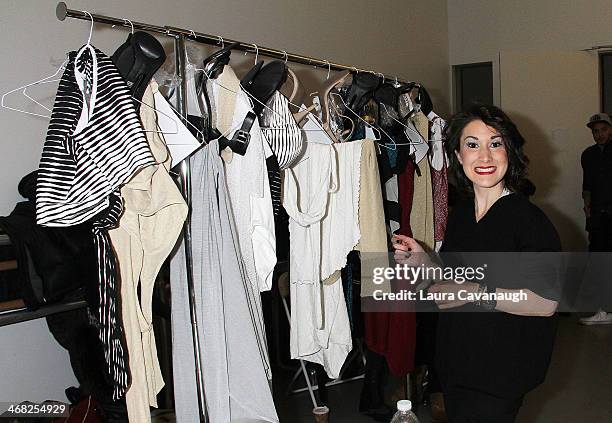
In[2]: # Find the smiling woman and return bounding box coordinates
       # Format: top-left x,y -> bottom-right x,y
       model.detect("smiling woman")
444,104 -> 530,199
457,120 -> 508,185
392,104 -> 562,423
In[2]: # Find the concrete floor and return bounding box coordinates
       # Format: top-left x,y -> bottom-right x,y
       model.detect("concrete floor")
516,315 -> 612,422
274,315 -> 612,423
152,315 -> 612,422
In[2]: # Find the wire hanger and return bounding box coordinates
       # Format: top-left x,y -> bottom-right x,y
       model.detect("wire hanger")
166,113 -> 251,172
74,11 -> 96,88
111,18 -> 134,34
21,86 -> 52,113
177,47 -> 285,136
323,60 -> 331,80
382,103 -> 442,145
379,103 -> 428,145
133,96 -> 180,136
1,60 -> 68,119
14,66 -> 205,142
329,92 -> 400,150
128,50 -> 207,141
244,43 -> 259,65
392,75 -> 401,88
163,101 -> 207,140
197,65 -> 315,134
139,72 -> 206,141
213,64 -> 333,135
82,10 -> 94,46
1,10 -> 96,119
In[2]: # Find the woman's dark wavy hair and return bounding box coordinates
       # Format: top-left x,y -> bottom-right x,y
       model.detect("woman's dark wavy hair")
444,104 -> 534,196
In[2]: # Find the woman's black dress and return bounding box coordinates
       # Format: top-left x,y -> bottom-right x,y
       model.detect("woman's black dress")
437,192 -> 561,422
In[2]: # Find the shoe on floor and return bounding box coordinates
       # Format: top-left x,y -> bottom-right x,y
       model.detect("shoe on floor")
579,310 -> 612,325
430,392 -> 447,423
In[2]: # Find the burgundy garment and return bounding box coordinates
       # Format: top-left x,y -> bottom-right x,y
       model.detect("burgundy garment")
363,157 -> 416,377
363,305 -> 416,376
431,154 -> 448,243
398,159 -> 416,237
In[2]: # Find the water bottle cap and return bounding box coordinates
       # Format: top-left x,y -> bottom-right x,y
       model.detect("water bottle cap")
397,399 -> 412,412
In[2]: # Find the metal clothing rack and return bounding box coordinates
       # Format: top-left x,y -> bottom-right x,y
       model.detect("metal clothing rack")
55,2 -> 416,80
55,3 -> 418,421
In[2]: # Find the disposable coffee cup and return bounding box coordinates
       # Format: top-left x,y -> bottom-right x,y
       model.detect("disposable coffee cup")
312,406 -> 329,423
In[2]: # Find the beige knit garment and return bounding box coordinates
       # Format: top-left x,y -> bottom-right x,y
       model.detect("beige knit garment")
409,111 -> 435,252
109,80 -> 188,423
354,139 -> 391,296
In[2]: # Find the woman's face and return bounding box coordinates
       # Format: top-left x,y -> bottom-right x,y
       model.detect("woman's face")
455,119 -> 508,191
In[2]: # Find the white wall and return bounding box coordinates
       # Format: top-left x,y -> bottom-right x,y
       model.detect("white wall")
498,51 -> 599,251
0,0 -> 449,403
448,0 -> 612,65
447,0 -> 612,250
0,0 -> 450,215
0,319 -> 78,402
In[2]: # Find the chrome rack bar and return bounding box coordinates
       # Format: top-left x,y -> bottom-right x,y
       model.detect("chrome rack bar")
56,1 -> 414,84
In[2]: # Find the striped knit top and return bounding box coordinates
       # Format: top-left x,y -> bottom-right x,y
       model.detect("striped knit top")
36,44 -> 154,226
260,91 -> 303,170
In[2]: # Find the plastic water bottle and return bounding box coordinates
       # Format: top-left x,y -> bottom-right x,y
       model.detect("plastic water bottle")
390,400 -> 419,423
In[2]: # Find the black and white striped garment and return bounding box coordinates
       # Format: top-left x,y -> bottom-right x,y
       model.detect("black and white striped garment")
260,91 -> 303,170
36,44 -> 154,226
92,190 -> 130,400
36,44 -> 154,400
266,154 -> 282,216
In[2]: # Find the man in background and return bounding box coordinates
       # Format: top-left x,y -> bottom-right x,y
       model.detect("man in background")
580,113 -> 612,325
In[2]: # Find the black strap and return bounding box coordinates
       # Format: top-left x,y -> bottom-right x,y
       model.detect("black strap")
218,111 -> 256,156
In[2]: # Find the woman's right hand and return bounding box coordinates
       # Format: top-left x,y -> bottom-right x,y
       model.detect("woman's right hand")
391,234 -> 424,252
391,234 -> 425,265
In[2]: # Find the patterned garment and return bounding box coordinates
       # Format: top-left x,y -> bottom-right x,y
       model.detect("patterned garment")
398,91 -> 415,119
37,44 -> 154,226
266,154 -> 282,216
427,112 -> 449,248
92,191 -> 128,399
36,44 -> 154,399
260,91 -> 303,170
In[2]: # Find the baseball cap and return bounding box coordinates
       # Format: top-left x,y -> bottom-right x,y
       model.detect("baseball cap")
586,113 -> 612,128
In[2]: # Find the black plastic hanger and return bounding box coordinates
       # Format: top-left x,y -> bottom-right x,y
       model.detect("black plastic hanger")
416,86 -> 433,116
373,83 -> 400,109
197,43 -> 252,155
196,42 -> 239,96
240,61 -> 264,89
241,60 -> 287,115
344,72 -> 381,111
111,31 -> 166,103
